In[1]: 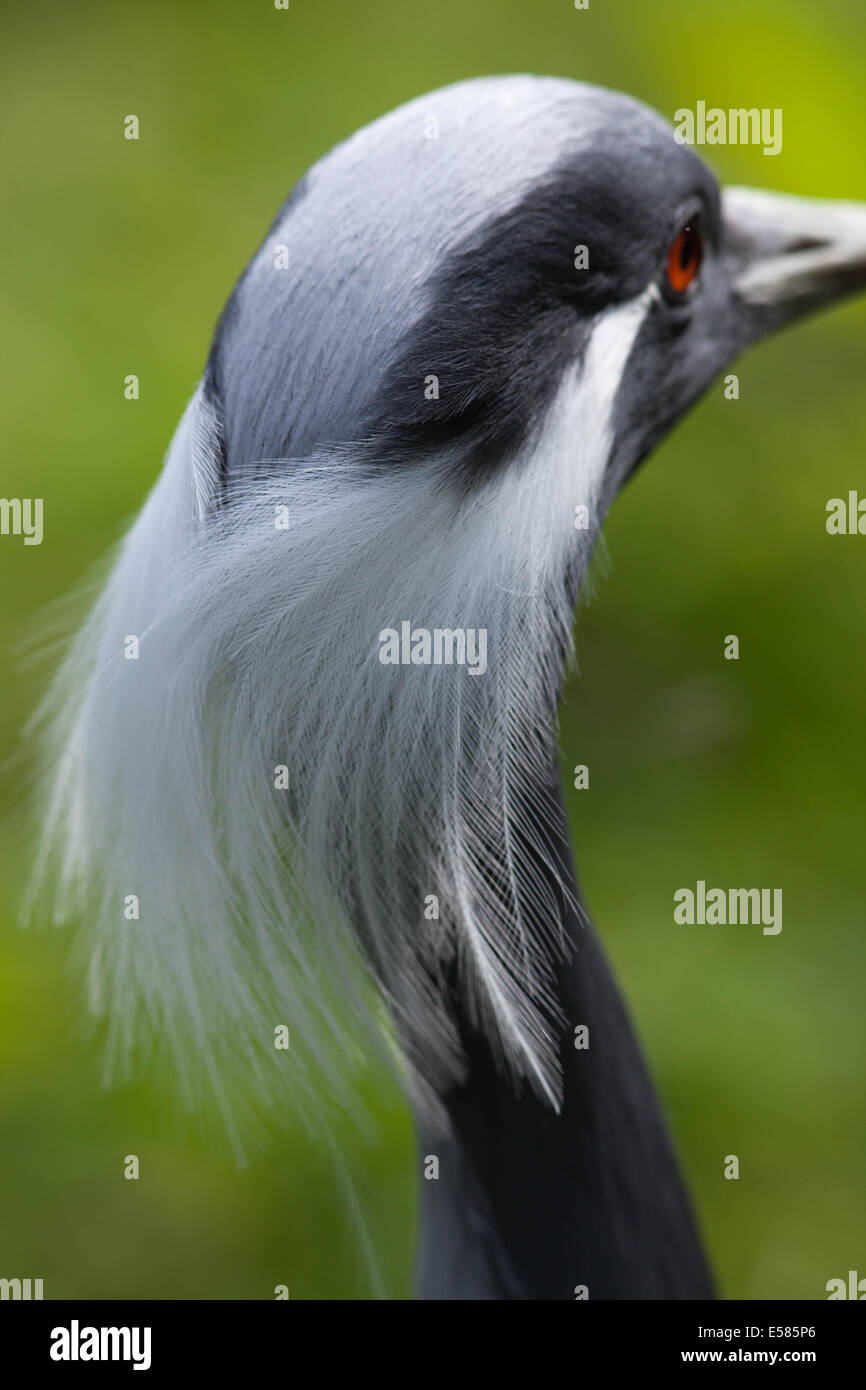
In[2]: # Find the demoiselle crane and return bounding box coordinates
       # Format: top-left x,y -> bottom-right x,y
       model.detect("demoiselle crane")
32,77 -> 866,1300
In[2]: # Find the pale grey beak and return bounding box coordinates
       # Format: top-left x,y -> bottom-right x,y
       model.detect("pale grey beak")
724,186 -> 866,335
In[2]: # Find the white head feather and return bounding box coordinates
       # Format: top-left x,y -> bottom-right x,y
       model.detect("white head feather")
28,276 -> 653,1140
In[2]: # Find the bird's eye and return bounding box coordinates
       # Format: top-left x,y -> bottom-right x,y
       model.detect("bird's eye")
666,219 -> 703,294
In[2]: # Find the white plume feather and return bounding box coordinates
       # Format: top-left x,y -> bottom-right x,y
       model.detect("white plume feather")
28,288 -> 653,1136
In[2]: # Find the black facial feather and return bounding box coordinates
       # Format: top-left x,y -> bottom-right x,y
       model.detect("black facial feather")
355,148 -> 719,485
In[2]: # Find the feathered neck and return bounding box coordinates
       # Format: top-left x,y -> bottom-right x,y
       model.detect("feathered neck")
416,773 -> 715,1300
34,289 -> 653,1140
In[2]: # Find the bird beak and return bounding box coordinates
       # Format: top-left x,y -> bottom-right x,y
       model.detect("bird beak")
723,186 -> 866,340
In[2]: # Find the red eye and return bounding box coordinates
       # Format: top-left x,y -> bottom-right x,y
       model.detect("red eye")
666,220 -> 703,294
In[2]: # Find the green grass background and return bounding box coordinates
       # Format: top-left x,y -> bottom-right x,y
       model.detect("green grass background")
0,0 -> 863,1299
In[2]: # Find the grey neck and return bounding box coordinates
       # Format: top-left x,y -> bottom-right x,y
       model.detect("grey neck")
415,772 -> 714,1301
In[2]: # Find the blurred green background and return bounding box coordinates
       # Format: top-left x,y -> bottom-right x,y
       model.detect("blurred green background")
1,0 -> 864,1299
